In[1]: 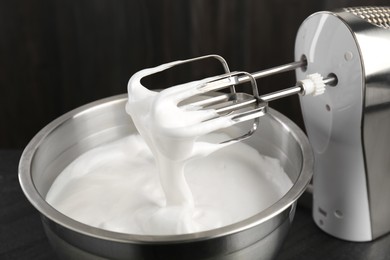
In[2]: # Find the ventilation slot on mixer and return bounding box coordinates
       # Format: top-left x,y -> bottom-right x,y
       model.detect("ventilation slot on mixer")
344,6 -> 390,29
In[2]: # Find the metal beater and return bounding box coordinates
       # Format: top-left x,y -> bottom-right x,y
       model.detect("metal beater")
131,54 -> 333,144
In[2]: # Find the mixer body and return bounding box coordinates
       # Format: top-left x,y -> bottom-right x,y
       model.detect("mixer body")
296,7 -> 390,241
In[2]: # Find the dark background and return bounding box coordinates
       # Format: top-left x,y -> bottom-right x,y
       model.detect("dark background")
1,0 -> 389,148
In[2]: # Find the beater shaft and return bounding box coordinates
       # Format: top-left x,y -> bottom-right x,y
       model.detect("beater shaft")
197,60 -> 307,94
239,60 -> 306,83
196,74 -> 334,113
261,76 -> 335,102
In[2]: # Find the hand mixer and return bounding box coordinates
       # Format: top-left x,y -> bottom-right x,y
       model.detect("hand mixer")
130,6 -> 390,242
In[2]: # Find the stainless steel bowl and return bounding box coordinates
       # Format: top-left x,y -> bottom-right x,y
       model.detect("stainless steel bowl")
19,94 -> 313,260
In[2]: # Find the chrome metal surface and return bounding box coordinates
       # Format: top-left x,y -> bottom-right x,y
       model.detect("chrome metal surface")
135,55 -> 309,144
342,6 -> 390,240
131,55 -> 313,146
188,59 -> 334,118
261,85 -> 303,103
296,6 -> 390,241
195,60 -> 307,91
193,60 -> 308,105
19,94 -> 313,260
258,76 -> 335,103
238,60 -> 307,84
196,70 -> 263,144
344,6 -> 390,29
131,54 -> 264,144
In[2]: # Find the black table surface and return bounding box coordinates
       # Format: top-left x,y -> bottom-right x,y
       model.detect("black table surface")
2,149 -> 390,260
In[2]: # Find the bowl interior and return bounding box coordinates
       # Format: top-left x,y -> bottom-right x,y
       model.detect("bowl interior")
20,94 -> 313,242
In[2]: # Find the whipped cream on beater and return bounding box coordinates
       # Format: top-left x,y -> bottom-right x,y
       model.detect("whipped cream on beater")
126,62 -> 236,209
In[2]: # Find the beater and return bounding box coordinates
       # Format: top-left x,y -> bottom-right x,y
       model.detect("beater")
129,54 -> 333,144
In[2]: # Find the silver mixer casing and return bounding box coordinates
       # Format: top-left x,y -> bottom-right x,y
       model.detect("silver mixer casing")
295,7 -> 390,241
